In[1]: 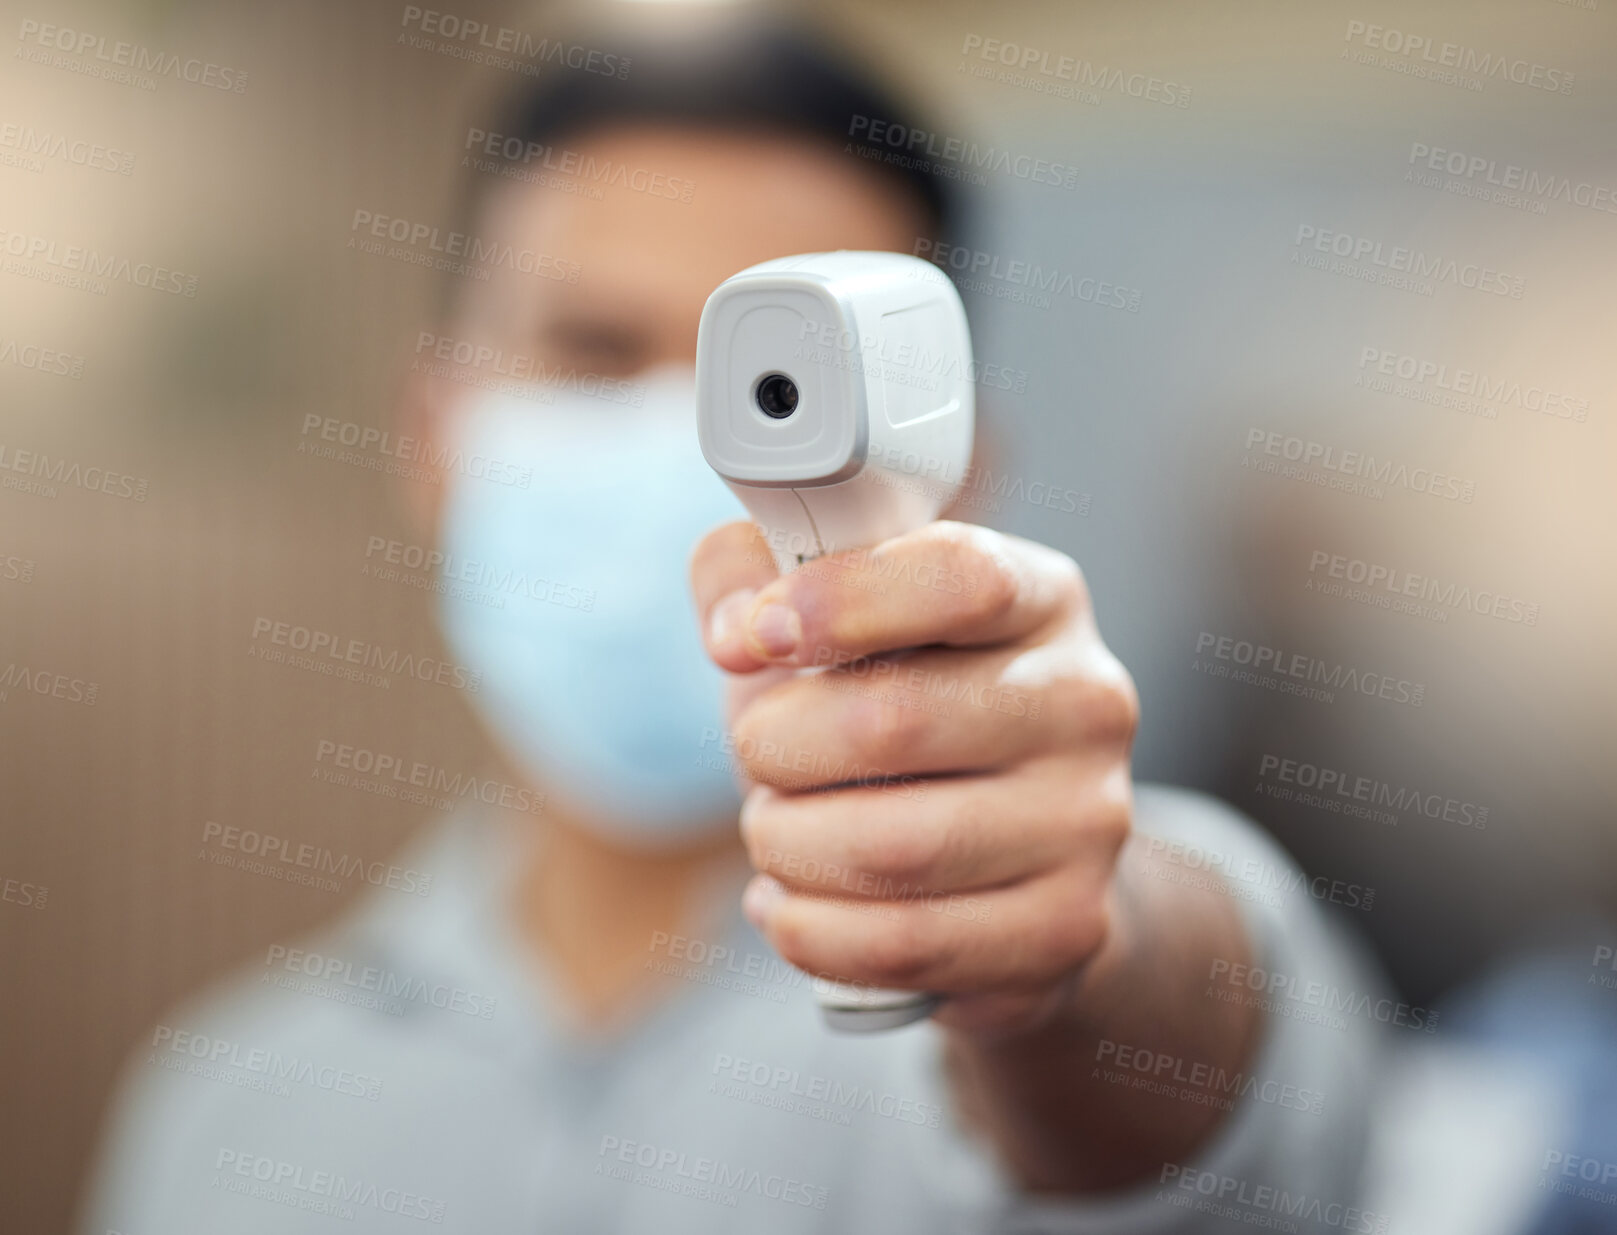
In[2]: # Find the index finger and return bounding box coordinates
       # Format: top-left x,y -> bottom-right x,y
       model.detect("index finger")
736,521 -> 1086,670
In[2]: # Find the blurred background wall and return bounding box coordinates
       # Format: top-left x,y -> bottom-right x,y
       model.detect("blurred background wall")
1,0 -> 1612,1230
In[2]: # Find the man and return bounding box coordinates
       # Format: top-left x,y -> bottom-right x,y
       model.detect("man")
82,14 -> 1386,1233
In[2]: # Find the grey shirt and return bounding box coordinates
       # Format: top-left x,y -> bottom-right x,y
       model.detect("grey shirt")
79,786 -> 1555,1234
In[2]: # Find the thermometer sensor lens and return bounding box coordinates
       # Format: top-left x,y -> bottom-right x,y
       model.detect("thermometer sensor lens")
754,373 -> 799,419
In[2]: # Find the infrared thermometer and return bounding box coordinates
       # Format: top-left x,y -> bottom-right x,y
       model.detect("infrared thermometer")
696,251 -> 976,1032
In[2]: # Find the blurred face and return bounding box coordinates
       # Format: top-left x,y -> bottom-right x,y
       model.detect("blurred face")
408,125 -> 930,839
409,124 -> 930,514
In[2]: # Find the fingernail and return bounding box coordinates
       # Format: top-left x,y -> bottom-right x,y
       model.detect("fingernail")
708,589 -> 755,648
748,602 -> 801,660
742,875 -> 785,929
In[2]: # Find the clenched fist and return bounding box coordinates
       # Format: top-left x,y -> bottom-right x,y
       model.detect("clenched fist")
691,519 -> 1139,1034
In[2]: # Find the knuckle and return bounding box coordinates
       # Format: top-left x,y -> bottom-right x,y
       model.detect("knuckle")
785,585 -> 855,670
1046,671 -> 1089,739
846,693 -> 928,770
1084,895 -> 1113,953
1048,549 -> 1089,611
1036,889 -> 1106,972
957,537 -> 1019,623
1096,811 -> 1130,865
967,553 -> 1018,628
1105,664 -> 1142,743
1080,656 -> 1140,744
924,522 -> 1017,626
1099,769 -> 1135,849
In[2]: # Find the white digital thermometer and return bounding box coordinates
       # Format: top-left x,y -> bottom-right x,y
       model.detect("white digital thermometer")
696,251 -> 976,1032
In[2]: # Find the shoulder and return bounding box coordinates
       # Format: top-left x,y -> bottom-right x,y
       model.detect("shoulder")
80,815 -> 533,1234
78,918 -> 394,1232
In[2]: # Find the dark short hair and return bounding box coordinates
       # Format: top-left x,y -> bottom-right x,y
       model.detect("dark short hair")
440,10 -> 964,319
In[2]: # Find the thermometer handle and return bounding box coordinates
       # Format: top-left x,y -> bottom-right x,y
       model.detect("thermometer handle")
758,516 -> 940,1034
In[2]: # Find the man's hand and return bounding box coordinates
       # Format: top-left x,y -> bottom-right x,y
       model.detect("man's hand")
693,519 -> 1265,1194
690,518 -> 1138,1034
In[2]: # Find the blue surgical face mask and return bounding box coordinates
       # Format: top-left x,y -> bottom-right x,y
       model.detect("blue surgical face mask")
435,365 -> 747,848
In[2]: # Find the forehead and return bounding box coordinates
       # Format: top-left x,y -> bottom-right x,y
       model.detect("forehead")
460,126 -> 929,333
